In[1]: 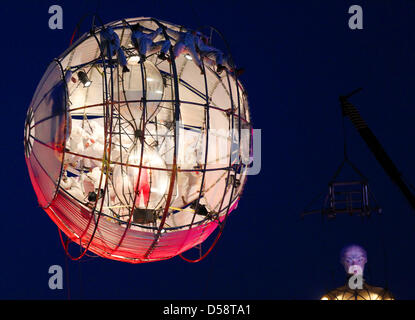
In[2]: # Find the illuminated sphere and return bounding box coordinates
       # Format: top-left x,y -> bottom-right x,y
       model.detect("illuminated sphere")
24,17 -> 252,263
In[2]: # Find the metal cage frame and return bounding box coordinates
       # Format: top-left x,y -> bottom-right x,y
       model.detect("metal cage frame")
24,16 -> 252,263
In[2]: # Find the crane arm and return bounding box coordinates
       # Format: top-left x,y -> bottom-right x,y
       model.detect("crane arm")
340,88 -> 415,211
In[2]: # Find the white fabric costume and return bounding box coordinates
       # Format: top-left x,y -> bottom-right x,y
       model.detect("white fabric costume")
100,27 -> 128,69
131,26 -> 170,57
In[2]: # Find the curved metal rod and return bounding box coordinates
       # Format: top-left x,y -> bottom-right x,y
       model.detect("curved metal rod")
176,58 -> 210,255
26,59 -> 69,210
60,25 -> 114,261
69,13 -> 106,46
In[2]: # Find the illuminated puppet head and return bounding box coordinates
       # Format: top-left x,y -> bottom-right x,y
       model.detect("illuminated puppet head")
340,244 -> 367,275
321,244 -> 394,300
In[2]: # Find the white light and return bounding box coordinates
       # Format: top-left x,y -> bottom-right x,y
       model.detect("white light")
112,144 -> 169,211
78,71 -> 92,88
146,77 -> 154,82
155,90 -> 163,94
185,54 -> 193,61
128,55 -> 141,64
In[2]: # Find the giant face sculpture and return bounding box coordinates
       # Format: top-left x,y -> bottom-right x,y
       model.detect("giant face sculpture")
340,244 -> 367,275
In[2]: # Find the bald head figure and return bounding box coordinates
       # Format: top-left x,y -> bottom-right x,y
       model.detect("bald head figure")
340,244 -> 367,276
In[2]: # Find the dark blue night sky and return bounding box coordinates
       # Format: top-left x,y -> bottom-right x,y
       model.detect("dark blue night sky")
2,0 -> 415,299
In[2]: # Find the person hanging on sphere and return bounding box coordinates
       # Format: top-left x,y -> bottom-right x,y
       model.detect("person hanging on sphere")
194,34 -> 245,77
167,27 -> 204,74
100,26 -> 129,73
194,34 -> 227,74
130,23 -> 171,62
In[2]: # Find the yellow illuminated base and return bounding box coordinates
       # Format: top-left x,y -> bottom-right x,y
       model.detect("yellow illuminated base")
321,283 -> 394,300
